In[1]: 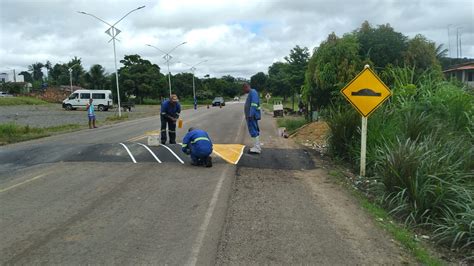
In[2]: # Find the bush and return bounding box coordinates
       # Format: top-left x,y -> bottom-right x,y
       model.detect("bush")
325,106 -> 360,163
325,66 -> 474,252
375,136 -> 473,249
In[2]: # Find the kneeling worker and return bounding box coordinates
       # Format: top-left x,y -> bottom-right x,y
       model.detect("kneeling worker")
182,128 -> 213,167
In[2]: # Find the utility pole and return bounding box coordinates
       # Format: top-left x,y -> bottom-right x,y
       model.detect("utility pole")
13,69 -> 16,82
456,28 -> 459,58
447,24 -> 452,58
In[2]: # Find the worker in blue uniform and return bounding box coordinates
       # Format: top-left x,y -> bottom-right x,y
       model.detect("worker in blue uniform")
161,94 -> 181,144
181,127 -> 213,167
243,83 -> 262,154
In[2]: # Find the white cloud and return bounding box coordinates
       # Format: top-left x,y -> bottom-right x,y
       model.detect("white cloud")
0,0 -> 473,78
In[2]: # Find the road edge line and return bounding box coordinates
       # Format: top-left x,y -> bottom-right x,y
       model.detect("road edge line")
186,114 -> 246,265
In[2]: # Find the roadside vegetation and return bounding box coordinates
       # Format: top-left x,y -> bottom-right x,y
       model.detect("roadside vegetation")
309,23 -> 473,260
326,68 -> 473,255
0,96 -> 48,106
253,20 -> 473,262
276,117 -> 307,134
0,123 -> 81,145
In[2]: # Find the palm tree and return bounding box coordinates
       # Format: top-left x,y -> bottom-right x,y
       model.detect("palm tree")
435,44 -> 448,60
28,62 -> 44,81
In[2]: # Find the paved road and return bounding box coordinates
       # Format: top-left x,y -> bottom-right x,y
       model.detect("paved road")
0,101 -> 408,264
0,102 -> 247,265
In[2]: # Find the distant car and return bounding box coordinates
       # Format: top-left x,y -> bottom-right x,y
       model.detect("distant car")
0,91 -> 13,97
233,96 -> 240,101
212,97 -> 225,106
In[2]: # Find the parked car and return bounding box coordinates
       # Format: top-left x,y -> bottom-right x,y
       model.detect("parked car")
233,96 -> 240,101
212,97 -> 225,106
62,90 -> 113,111
0,91 -> 13,97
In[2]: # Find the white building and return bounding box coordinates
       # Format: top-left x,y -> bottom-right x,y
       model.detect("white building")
0,71 -> 25,83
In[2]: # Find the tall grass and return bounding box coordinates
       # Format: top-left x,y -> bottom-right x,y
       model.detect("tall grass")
276,117 -> 307,134
325,67 -> 474,252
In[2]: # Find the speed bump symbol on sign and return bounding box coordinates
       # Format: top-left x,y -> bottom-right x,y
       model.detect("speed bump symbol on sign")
340,67 -> 392,117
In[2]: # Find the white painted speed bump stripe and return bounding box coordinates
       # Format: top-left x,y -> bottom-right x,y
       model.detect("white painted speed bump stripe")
160,144 -> 185,164
119,143 -> 137,163
137,143 -> 162,163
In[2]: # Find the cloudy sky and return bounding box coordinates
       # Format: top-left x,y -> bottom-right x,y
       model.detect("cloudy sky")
0,0 -> 473,78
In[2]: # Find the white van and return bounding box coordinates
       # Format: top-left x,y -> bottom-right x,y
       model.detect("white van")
62,90 -> 113,111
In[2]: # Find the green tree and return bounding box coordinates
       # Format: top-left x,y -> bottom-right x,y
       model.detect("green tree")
285,45 -> 310,109
404,34 -> 442,75
267,62 -> 291,100
303,33 -> 362,109
250,72 -> 267,91
119,54 -> 166,103
49,63 -> 69,86
67,57 -> 86,87
18,71 -> 33,83
355,21 -> 408,68
28,62 -> 44,81
85,64 -> 108,90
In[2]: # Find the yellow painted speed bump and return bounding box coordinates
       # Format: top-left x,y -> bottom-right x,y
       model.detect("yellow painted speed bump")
213,144 -> 245,165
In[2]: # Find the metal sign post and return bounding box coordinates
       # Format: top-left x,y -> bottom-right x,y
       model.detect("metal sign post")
340,65 -> 392,177
360,116 -> 368,177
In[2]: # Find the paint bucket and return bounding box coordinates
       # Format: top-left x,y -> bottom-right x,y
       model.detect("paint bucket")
178,118 -> 183,129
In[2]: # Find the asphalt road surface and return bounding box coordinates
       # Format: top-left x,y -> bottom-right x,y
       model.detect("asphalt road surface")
0,101 -> 408,264
0,102 -> 249,265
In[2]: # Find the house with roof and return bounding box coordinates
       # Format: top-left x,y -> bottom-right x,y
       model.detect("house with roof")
443,62 -> 474,87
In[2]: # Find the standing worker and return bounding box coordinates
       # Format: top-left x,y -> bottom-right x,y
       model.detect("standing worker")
86,98 -> 97,129
243,83 -> 262,154
161,94 -> 181,144
181,127 -> 213,167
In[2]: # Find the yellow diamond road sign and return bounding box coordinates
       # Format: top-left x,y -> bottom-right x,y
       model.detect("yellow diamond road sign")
341,67 -> 392,117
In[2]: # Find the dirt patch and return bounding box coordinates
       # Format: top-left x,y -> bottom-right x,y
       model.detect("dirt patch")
291,121 -> 329,155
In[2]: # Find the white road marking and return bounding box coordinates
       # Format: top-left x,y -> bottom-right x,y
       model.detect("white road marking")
119,143 -> 137,163
137,143 -> 162,163
186,166 -> 231,265
159,144 -> 185,164
186,115 -> 246,265
0,172 -> 50,193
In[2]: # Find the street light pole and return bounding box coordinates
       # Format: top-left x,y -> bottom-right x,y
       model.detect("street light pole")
78,6 -> 145,117
146,42 -> 187,98
182,60 -> 207,110
68,63 -> 80,92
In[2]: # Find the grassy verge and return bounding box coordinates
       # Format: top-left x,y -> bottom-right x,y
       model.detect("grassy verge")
327,169 -> 444,265
0,96 -> 48,106
0,123 -> 81,145
276,117 -> 307,134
